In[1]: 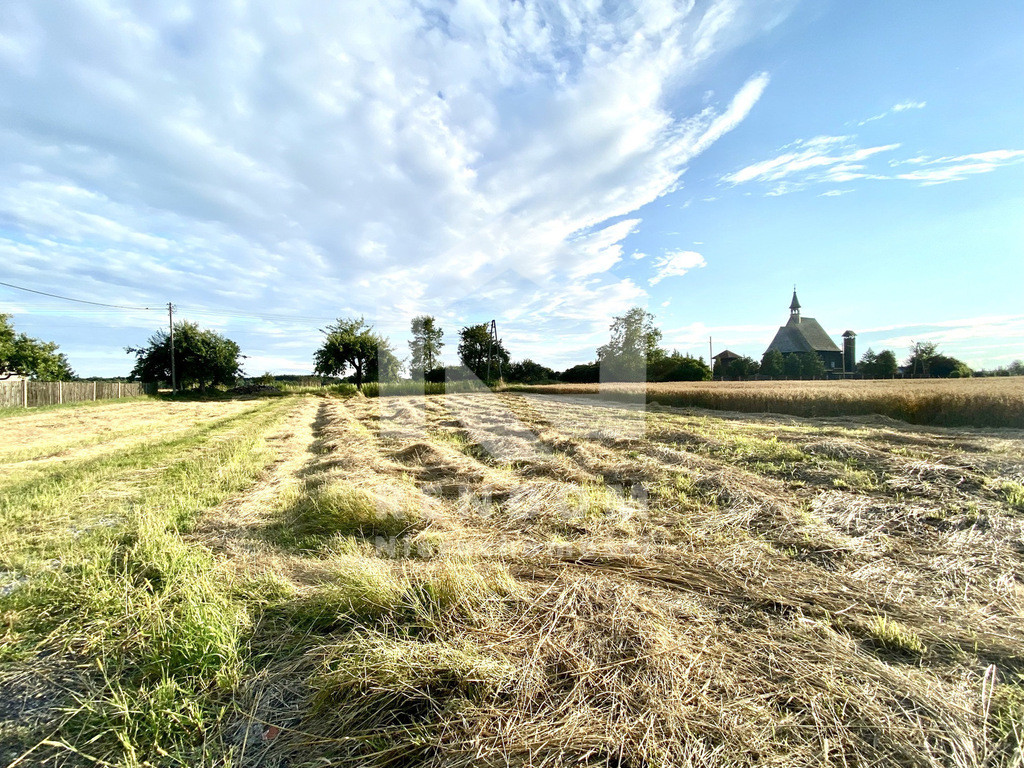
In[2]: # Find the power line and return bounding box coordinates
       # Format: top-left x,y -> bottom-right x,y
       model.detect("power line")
0,280 -> 335,324
0,280 -> 158,311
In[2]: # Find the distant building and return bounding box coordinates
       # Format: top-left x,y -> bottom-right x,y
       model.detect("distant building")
842,330 -> 857,373
712,349 -> 741,372
763,290 -> 844,371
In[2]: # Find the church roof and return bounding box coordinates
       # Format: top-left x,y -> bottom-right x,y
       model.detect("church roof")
765,315 -> 841,355
790,290 -> 801,311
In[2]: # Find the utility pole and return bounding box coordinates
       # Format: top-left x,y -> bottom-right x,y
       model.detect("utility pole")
485,319 -> 502,384
708,337 -> 713,367
168,302 -> 177,394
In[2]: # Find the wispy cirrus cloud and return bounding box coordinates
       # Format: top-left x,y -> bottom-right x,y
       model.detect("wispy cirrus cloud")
888,150 -> 1024,184
723,129 -> 1024,195
649,249 -> 707,284
857,100 -> 926,126
722,135 -> 900,190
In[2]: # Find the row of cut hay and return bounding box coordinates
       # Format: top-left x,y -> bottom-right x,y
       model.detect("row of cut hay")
217,392 -> 1024,767
250,556 -> 1016,768
361,379 -> 488,398
510,379 -> 1024,428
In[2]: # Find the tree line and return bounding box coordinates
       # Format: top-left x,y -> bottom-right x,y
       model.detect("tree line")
2,309 -> 1018,389
714,341 -> 974,381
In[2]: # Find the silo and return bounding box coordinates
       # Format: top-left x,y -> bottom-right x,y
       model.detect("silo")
842,331 -> 856,373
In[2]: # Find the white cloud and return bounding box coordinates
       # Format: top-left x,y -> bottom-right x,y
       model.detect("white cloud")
857,314 -> 1024,369
723,137 -> 899,187
649,249 -> 707,284
857,99 -> 926,125
0,0 -> 784,374
892,150 -> 1024,184
724,132 -> 1023,194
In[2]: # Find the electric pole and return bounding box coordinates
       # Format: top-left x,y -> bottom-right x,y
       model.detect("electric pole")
168,302 -> 177,394
485,319 -> 502,384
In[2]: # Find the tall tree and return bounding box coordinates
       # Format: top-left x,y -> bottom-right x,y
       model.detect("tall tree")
760,349 -> 784,379
0,314 -> 75,380
127,321 -> 241,390
726,356 -> 760,380
507,359 -> 556,384
408,315 -> 444,380
874,350 -> 899,379
906,341 -> 939,376
648,350 -> 712,382
596,307 -> 663,381
314,317 -> 399,390
799,352 -> 827,379
458,323 -> 509,381
859,348 -> 898,379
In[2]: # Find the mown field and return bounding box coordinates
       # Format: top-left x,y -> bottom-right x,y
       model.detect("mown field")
2,391 -> 1023,767
511,377 -> 1024,428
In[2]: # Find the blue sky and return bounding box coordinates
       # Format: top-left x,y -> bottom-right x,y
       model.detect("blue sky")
1,0 -> 1022,376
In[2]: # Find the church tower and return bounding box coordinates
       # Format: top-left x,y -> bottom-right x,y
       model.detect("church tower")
789,288 -> 801,323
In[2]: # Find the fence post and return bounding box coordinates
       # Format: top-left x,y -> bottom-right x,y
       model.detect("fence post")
23,379 -> 28,408
93,380 -> 97,401
58,381 -> 63,405
118,381 -> 122,398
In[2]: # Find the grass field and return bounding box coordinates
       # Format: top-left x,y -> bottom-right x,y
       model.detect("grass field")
510,377 -> 1024,428
2,391 -> 1023,766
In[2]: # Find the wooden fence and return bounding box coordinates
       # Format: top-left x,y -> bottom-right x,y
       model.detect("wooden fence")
0,381 -> 156,409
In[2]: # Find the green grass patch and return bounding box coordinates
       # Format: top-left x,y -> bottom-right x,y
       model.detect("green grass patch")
0,397 -> 299,764
274,557 -> 520,634
862,615 -> 928,658
999,481 -> 1024,512
272,482 -> 423,548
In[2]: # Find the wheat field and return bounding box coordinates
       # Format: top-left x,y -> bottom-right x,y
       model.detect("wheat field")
511,377 -> 1024,428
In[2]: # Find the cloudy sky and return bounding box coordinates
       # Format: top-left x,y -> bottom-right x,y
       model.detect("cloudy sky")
1,0 -> 1022,376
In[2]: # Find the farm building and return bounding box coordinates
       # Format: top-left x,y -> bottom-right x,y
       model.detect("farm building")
712,349 -> 741,370
763,290 -> 845,371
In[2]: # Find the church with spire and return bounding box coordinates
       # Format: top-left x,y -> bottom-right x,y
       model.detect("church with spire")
763,289 -> 853,372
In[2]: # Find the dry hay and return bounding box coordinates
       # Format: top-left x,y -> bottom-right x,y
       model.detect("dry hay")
201,391 -> 1024,767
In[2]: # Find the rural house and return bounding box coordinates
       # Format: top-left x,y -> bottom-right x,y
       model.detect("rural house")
763,290 -> 847,371
712,349 -> 741,370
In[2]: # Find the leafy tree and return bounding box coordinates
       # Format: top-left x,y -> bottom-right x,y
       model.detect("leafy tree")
507,359 -> 556,384
313,317 -> 399,390
559,362 -> 600,383
799,352 -> 826,379
127,321 -> 241,390
1009,360 -> 1024,376
458,323 -> 510,381
783,353 -> 803,379
906,341 -> 939,376
408,316 -> 444,380
726,356 -> 759,380
875,350 -> 899,378
0,314 -> 75,380
929,354 -> 972,378
859,348 -> 899,378
860,350 -> 901,380
760,349 -> 784,380
596,307 -> 662,381
648,351 -> 711,382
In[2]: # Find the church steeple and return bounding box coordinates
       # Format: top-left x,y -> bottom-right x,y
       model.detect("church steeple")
789,286 -> 801,322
